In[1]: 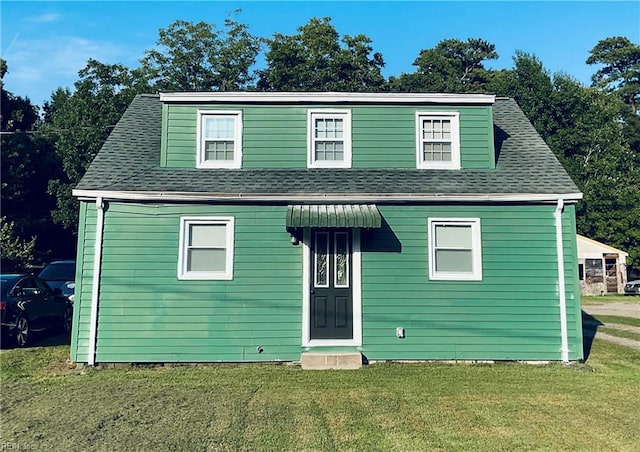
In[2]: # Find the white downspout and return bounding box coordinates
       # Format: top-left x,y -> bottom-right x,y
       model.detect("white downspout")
88,197 -> 105,366
554,199 -> 570,363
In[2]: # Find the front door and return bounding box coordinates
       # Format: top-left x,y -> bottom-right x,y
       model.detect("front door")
310,229 -> 353,340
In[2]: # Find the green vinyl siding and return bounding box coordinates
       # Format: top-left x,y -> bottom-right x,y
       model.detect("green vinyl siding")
361,204 -> 581,361
71,201 -> 97,363
566,204 -> 584,351
72,201 -> 582,363
162,104 -> 494,169
73,203 -> 302,363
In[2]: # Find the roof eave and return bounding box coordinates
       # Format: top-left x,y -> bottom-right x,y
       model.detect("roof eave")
159,92 -> 496,105
72,189 -> 583,203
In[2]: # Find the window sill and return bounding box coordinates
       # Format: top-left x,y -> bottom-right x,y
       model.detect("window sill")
307,161 -> 352,169
417,163 -> 461,170
429,273 -> 483,281
196,161 -> 242,169
178,273 -> 234,281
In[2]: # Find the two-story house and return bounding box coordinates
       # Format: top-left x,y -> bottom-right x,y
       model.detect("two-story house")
70,92 -> 584,366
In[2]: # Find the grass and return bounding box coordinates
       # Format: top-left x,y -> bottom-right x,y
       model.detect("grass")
2,338 -> 640,451
581,294 -> 640,305
599,327 -> 640,342
591,315 -> 640,328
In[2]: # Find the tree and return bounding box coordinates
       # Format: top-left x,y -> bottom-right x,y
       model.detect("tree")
42,59 -> 148,231
390,38 -> 498,93
1,59 -> 40,216
483,50 -> 640,267
43,16 -> 260,232
0,217 -> 35,272
587,36 -> 640,114
587,37 -> 640,157
257,17 -> 386,91
140,16 -> 261,91
1,59 -> 71,262
488,51 -> 556,137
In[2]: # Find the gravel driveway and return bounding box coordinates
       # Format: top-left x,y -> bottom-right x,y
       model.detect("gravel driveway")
582,302 -> 640,319
582,301 -> 640,352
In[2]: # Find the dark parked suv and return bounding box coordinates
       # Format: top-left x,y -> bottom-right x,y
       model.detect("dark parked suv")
39,260 -> 76,300
1,274 -> 73,346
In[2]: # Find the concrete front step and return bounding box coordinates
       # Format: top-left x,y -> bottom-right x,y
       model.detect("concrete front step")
301,352 -> 363,370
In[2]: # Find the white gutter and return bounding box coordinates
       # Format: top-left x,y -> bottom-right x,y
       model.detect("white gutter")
88,197 -> 105,366
72,189 -> 583,203
159,91 -> 496,105
554,198 -> 570,363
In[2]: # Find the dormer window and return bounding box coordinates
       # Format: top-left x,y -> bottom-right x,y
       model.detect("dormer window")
307,109 -> 352,168
197,110 -> 242,168
416,112 -> 460,169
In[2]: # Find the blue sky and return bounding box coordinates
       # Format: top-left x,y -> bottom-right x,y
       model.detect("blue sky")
1,1 -> 639,107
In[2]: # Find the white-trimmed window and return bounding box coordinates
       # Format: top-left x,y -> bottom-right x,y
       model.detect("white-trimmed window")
197,110 -> 242,168
307,109 -> 352,168
178,216 -> 234,280
428,218 -> 482,280
416,112 -> 460,169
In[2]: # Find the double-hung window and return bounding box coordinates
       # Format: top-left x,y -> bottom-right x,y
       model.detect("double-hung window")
416,112 -> 460,169
197,110 -> 242,168
428,218 -> 482,280
178,217 -> 234,280
307,109 -> 352,168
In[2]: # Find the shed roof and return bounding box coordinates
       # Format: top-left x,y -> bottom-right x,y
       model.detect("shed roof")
74,94 -> 581,202
577,234 -> 628,261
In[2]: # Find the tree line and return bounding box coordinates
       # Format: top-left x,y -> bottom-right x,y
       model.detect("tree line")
1,15 -> 639,273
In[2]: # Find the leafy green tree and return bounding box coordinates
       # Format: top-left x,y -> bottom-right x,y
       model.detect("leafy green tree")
587,36 -> 640,114
1,59 -> 71,262
390,38 -> 497,93
487,52 -> 556,136
1,60 -> 40,215
140,16 -> 261,91
547,76 -> 640,265
43,59 -> 148,231
491,51 -> 640,267
257,17 -> 386,91
587,36 -> 640,157
43,16 -> 260,232
0,217 -> 36,272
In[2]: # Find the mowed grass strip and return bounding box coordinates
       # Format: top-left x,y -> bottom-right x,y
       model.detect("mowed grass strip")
581,295 -> 640,305
599,327 -> 640,342
592,315 -> 640,328
1,340 -> 639,451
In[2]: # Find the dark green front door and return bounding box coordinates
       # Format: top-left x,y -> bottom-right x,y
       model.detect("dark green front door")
310,229 -> 353,340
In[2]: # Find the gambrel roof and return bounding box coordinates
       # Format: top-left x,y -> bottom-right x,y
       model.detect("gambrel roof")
74,94 -> 581,202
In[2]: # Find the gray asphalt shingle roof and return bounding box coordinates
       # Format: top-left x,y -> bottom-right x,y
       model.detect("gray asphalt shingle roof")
75,94 -> 580,199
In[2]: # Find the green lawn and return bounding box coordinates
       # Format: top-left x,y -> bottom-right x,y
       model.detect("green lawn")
581,294 -> 640,305
591,315 -> 640,328
600,327 -> 640,343
1,339 -> 639,451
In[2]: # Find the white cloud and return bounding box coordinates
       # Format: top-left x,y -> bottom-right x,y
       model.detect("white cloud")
2,35 -> 134,105
26,13 -> 63,24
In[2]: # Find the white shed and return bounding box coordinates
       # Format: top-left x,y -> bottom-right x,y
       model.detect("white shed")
577,235 -> 628,295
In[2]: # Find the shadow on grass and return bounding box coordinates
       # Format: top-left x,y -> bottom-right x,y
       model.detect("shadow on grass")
582,310 -> 603,362
1,332 -> 70,350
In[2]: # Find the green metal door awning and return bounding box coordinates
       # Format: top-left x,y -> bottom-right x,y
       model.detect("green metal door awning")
286,204 -> 382,229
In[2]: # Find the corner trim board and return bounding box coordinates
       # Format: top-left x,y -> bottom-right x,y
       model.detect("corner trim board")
88,197 -> 105,366
554,198 -> 570,363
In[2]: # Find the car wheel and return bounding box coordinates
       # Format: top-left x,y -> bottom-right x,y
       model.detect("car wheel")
62,306 -> 73,335
14,316 -> 30,347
